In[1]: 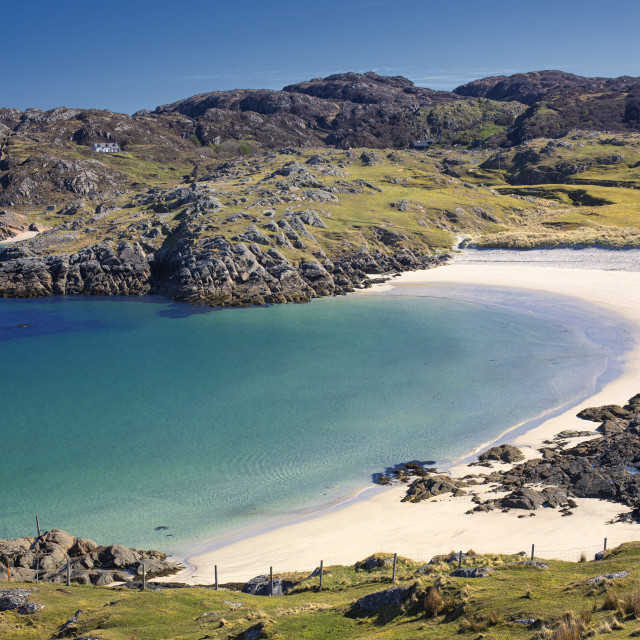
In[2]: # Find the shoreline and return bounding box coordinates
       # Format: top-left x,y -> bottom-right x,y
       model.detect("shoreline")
162,250 -> 640,584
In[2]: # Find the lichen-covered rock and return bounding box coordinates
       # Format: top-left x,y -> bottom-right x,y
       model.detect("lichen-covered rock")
0,589 -> 30,611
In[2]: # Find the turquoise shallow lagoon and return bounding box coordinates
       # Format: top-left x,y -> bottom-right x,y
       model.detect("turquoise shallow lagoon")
0,289 -> 628,551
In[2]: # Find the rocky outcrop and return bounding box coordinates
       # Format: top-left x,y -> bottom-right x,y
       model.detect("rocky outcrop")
0,529 -> 180,584
382,394 -> 640,521
0,241 -> 152,297
355,585 -> 413,612
0,234 -> 449,305
241,575 -> 295,597
0,210 -> 30,240
478,444 -> 525,464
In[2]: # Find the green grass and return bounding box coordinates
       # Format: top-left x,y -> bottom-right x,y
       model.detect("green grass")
6,132 -> 640,257
4,543 -> 640,639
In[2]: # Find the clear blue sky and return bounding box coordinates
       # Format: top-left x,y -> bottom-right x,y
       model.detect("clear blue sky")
4,0 -> 640,114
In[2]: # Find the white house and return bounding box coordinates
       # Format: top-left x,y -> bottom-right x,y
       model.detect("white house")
92,142 -> 121,153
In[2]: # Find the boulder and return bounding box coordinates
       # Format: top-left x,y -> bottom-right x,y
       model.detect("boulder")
97,544 -> 141,569
588,571 -> 630,583
541,487 -> 569,508
404,474 -> 461,501
241,575 -> 294,596
360,151 -> 382,166
479,444 -> 525,464
500,488 -> 545,510
18,602 -> 45,614
0,589 -> 30,611
68,538 -> 98,557
577,405 -> 632,422
356,585 -> 412,612
450,567 -> 490,578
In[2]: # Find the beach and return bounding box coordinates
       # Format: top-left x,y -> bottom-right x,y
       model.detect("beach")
162,248 -> 640,583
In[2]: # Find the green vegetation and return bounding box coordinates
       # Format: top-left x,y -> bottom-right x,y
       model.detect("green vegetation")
4,544 -> 640,639
5,128 -> 640,258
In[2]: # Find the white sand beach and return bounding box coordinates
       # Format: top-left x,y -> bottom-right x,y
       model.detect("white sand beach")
0,230 -> 39,245
169,249 -> 640,584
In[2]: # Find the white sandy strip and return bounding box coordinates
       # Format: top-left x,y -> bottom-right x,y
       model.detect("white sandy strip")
169,260 -> 640,584
0,230 -> 39,245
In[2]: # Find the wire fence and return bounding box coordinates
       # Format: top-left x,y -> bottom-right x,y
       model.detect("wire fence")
0,536 -> 625,589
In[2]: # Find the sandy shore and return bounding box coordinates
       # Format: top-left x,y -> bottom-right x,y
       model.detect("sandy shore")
168,250 -> 640,584
0,230 -> 39,245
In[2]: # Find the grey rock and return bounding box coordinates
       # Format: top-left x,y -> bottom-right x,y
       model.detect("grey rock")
360,151 -> 382,166
241,575 -> 294,596
18,602 -> 45,614
479,444 -> 525,464
450,567 -> 491,578
514,561 -> 549,569
0,589 -> 30,611
500,488 -> 544,510
356,585 -> 412,612
588,571 -> 630,583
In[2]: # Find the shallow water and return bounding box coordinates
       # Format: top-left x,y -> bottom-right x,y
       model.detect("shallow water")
0,291 -> 624,550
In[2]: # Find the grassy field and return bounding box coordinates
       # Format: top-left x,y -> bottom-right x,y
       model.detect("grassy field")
3,544 -> 640,639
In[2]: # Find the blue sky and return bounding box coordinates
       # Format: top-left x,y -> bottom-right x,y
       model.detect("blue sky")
4,0 -> 640,114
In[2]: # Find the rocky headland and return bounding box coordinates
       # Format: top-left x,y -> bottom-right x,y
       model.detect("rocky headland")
380,394 -> 640,522
0,236 -> 447,305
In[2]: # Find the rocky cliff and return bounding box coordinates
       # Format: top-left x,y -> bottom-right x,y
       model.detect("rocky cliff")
0,236 -> 448,305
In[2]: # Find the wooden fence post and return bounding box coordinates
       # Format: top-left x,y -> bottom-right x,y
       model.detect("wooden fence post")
142,563 -> 146,591
392,553 -> 397,582
215,565 -> 218,590
36,515 -> 41,538
604,538 -> 608,552
458,551 -> 462,569
269,566 -> 274,597
66,557 -> 71,587
531,544 -> 535,562
318,560 -> 323,591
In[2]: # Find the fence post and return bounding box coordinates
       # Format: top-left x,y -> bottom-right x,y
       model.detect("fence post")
36,515 -> 41,538
604,538 -> 607,552
458,551 -> 462,569
318,560 -> 323,591
269,566 -> 274,597
36,558 -> 40,584
142,563 -> 146,591
531,544 -> 535,562
66,557 -> 71,587
215,565 -> 218,591
392,553 -> 397,582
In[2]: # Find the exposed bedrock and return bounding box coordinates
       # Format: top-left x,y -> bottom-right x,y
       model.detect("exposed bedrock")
0,236 -> 449,305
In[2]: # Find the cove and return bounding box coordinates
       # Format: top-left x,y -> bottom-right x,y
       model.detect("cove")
0,289 -> 626,550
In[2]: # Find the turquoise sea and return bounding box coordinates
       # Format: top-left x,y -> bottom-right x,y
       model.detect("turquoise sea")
0,288 -> 629,551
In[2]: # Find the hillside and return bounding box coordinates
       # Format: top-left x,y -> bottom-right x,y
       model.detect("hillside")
2,71 -> 640,304
3,542 -> 640,639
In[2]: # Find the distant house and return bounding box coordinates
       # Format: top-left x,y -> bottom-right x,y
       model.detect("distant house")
411,139 -> 435,150
92,142 -> 120,153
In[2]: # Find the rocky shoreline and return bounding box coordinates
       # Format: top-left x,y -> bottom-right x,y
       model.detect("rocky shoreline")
0,238 -> 449,306
381,394 -> 640,522
0,529 -> 180,587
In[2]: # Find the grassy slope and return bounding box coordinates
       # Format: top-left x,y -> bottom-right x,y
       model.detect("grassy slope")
3,544 -> 640,639
4,129 -> 640,259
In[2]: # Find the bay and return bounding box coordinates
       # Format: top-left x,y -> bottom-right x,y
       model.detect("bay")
0,291 -> 622,550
